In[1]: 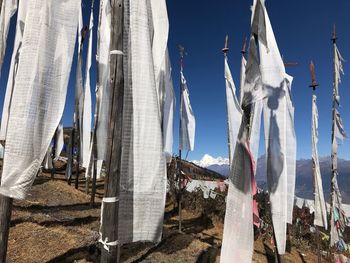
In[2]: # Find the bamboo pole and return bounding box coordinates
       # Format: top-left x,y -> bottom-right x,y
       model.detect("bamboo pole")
100,0 -> 124,261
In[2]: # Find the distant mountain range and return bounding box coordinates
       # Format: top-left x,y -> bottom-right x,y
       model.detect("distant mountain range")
192,154 -> 350,203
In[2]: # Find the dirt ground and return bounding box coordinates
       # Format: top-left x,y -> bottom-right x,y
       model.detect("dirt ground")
6,172 -> 323,263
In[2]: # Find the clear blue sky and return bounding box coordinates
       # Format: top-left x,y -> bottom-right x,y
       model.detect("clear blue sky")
1,0 -> 350,161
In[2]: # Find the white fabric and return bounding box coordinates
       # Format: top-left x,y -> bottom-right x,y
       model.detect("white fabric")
239,56 -> 247,106
44,145 -> 53,170
221,4 -> 263,262
150,0 -> 169,118
0,0 -> 79,199
312,95 -> 328,229
284,74 -> 296,225
335,109 -> 346,142
222,1 -> 296,260
334,45 -> 344,103
224,57 -> 242,163
162,49 -> 175,162
0,0 -> 17,74
0,0 -> 28,140
95,0 -> 111,161
54,124 -> 64,160
117,0 -> 167,244
295,197 -> 304,209
179,71 -> 196,151
81,4 -> 93,169
260,2 -> 296,254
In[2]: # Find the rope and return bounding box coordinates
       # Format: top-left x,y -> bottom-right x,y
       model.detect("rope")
99,197 -> 119,252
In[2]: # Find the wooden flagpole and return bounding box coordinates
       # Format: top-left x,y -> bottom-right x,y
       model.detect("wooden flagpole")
51,127 -> 58,179
178,45 -> 186,233
222,35 -> 232,165
100,0 -> 124,261
309,60 -> 321,263
0,142 -> 13,263
0,5 -> 14,263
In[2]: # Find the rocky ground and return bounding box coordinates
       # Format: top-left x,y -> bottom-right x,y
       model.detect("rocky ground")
6,171 -> 326,262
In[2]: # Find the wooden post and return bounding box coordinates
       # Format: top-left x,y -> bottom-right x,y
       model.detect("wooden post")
178,152 -> 182,232
51,128 -> 57,179
100,0 -> 124,262
0,195 -> 13,263
330,24 -> 339,250
90,131 -> 98,206
0,4 -> 13,260
74,129 -> 80,189
177,45 -> 185,233
0,142 -> 13,263
66,128 -> 74,184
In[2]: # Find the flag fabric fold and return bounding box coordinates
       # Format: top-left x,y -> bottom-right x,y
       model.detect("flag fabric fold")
312,95 -> 328,229
334,45 -> 344,104
179,71 -> 196,152
117,0 -> 168,244
221,0 -> 296,260
162,49 -> 175,162
224,57 -> 242,163
0,0 -> 17,74
0,0 -> 80,199
81,3 -> 93,169
95,0 -> 111,161
54,124 -> 64,160
0,0 -> 29,140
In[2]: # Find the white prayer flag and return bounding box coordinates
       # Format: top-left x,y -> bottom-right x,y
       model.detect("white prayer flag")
95,0 -> 111,161
334,45 -> 344,104
54,124 -> 64,160
81,4 -> 93,169
162,49 -> 175,162
0,0 -> 17,74
0,0 -> 28,140
179,71 -> 196,152
224,57 -> 242,163
117,0 -> 167,244
312,95 -> 328,229
239,56 -> 247,106
260,2 -> 296,254
0,0 -> 80,199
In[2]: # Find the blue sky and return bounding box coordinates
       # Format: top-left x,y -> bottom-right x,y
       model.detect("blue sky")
1,0 -> 350,161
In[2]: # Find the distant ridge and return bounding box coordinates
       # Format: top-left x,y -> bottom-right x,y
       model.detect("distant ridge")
191,154 -> 350,203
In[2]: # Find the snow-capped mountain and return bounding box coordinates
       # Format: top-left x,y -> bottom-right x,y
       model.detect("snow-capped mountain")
192,154 -> 350,203
192,154 -> 229,167
192,154 -> 230,176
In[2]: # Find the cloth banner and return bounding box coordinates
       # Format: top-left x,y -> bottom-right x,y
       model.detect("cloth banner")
312,95 -> 328,229
0,0 -> 79,199
0,0 -> 28,140
117,0 -> 167,244
81,3 -> 93,169
179,71 -> 196,151
54,124 -> 64,160
224,57 -> 242,163
0,0 -> 17,74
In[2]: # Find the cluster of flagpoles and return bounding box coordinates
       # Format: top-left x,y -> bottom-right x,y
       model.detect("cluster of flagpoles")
0,0 -> 198,262
221,0 -> 297,262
